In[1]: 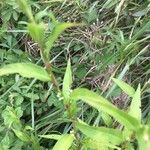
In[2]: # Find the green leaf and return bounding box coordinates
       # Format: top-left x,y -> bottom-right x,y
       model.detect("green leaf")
84,2 -> 98,23
52,134 -> 74,150
136,126 -> 150,150
131,20 -> 150,42
129,84 -> 141,121
12,129 -> 30,142
35,9 -> 57,23
103,0 -> 119,9
75,64 -> 87,79
35,8 -> 49,22
45,22 -> 80,59
101,112 -> 113,126
82,138 -> 115,150
112,78 -> 135,97
0,134 -> 10,149
62,59 -> 72,101
39,134 -> 61,140
2,106 -> 21,127
15,0 -> 34,22
71,88 -> 140,130
0,63 -> 50,81
28,23 -> 45,48
76,120 -> 125,146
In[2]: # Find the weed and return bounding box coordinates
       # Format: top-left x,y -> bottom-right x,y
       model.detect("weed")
0,0 -> 150,149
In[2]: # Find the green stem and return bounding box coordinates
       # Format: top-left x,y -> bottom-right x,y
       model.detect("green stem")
40,47 -> 60,92
31,99 -> 34,129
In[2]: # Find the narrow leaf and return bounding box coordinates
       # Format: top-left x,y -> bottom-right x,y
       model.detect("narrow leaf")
45,22 -> 80,59
62,59 -> 72,101
0,63 -> 50,81
76,120 -> 124,145
112,78 -> 135,97
137,126 -> 150,150
35,9 -> 57,24
28,23 -> 45,48
131,20 -> 150,42
82,138 -> 119,150
103,0 -> 118,9
129,84 -> 141,121
12,129 -> 30,142
101,112 -> 113,127
15,0 -> 34,22
52,134 -> 74,150
35,8 -> 49,22
39,134 -> 61,140
71,88 -> 140,130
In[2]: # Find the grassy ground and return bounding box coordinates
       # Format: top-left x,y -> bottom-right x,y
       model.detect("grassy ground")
0,0 -> 150,149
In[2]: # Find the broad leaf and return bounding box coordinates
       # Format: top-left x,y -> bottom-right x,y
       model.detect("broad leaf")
0,63 -> 50,81
62,59 -> 72,101
129,84 -> 141,121
45,22 -> 80,59
112,78 -> 135,97
76,120 -> 124,146
71,88 -> 140,130
52,134 -> 74,150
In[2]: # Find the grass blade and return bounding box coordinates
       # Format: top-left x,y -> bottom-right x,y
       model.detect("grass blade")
39,134 -> 61,140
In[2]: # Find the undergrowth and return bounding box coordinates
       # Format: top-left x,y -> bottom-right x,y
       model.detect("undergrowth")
0,0 -> 150,150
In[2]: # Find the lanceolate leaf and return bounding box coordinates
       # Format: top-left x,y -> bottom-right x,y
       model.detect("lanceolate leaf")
0,63 -> 50,81
12,129 -> 30,142
28,23 -> 45,48
52,134 -> 74,150
13,129 -> 41,150
45,22 -> 80,59
71,88 -> 140,130
63,59 -> 72,101
76,120 -> 125,146
112,78 -> 135,97
129,84 -> 141,122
